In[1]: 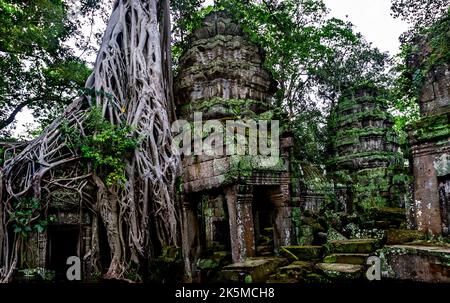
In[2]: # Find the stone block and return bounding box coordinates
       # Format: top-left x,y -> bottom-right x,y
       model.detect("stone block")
328,239 -> 380,254
323,253 -> 369,265
317,263 -> 364,280
280,245 -> 323,261
386,229 -> 426,245
377,245 -> 450,283
217,257 -> 288,283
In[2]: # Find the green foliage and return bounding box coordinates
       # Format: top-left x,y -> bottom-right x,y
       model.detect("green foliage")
61,107 -> 139,187
171,0 -> 207,68
11,197 -> 55,238
20,267 -> 55,281
391,0 -> 449,33
0,0 -> 94,136
409,114 -> 450,142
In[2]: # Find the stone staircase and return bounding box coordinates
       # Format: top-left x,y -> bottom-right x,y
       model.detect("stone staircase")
267,239 -> 381,282
316,239 -> 380,280
256,227 -> 274,257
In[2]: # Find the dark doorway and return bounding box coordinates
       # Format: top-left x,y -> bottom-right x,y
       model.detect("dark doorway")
252,186 -> 275,256
47,225 -> 80,280
438,175 -> 450,235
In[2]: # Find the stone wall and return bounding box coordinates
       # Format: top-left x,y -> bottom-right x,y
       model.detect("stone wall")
409,64 -> 450,235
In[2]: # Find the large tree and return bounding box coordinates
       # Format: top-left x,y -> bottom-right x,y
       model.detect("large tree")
0,0 -> 180,282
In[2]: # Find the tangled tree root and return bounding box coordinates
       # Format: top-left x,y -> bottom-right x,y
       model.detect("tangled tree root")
0,0 -> 180,282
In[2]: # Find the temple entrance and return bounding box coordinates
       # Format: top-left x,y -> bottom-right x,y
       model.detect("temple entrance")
252,186 -> 276,256
438,175 -> 450,235
47,225 -> 80,280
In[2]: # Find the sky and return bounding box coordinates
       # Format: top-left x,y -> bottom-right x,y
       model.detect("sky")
203,0 -> 408,55
323,0 -> 408,55
13,0 -> 409,137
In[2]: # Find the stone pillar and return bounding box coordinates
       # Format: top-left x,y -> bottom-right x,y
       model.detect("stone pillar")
412,143 -> 444,235
269,184 -> 293,250
37,232 -> 47,267
225,184 -> 255,262
181,200 -> 200,281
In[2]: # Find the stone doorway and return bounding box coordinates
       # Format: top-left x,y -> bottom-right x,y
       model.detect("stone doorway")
253,186 -> 276,256
439,176 -> 450,235
47,224 -> 80,280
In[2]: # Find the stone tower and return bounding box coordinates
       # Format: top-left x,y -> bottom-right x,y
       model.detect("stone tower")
328,85 -> 409,213
174,11 -> 294,281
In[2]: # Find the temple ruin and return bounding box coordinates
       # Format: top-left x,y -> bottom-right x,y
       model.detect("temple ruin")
408,37 -> 450,236
1,7 -> 449,284
328,86 -> 409,215
174,11 -> 294,280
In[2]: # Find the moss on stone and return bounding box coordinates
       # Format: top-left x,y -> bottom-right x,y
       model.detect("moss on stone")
328,239 -> 380,254
317,263 -> 364,280
409,113 -> 450,142
280,245 -> 323,261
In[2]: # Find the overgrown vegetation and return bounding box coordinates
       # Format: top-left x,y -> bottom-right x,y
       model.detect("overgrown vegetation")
11,197 -> 55,238
61,106 -> 139,187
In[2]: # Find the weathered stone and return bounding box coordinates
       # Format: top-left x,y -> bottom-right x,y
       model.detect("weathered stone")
407,33 -> 450,236
266,261 -> 317,283
217,257 -> 288,283
277,261 -> 316,275
323,253 -> 369,265
377,245 -> 450,283
177,11 -> 294,281
328,239 -> 380,254
280,246 -> 323,261
328,86 -> 409,212
175,11 -> 276,112
317,263 -> 364,280
386,229 -> 426,245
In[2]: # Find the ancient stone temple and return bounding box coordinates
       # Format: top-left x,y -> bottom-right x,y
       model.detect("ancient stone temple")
328,86 -> 409,214
174,11 -> 294,280
408,41 -> 450,235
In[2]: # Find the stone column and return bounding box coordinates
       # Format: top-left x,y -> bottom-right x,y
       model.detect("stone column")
225,184 -> 255,263
181,199 -> 200,281
269,184 -> 293,250
412,144 -> 443,235
37,232 -> 47,267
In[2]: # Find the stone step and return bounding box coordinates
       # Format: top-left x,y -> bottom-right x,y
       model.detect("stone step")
280,246 -> 322,261
256,245 -> 273,254
215,257 -> 288,283
267,261 -> 328,283
377,245 -> 450,283
323,253 -> 369,265
362,207 -> 406,228
317,263 -> 364,280
386,229 -> 426,245
257,235 -> 273,246
277,261 -> 316,275
263,227 -> 274,236
328,239 -> 380,254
